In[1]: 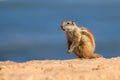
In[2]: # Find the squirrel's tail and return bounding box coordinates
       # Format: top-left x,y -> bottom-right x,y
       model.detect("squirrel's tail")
90,53 -> 103,58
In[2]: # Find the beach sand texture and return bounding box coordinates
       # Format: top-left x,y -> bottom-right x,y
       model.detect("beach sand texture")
0,57 -> 120,80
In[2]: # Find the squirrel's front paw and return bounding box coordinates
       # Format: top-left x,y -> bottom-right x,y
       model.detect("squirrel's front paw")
68,49 -> 73,53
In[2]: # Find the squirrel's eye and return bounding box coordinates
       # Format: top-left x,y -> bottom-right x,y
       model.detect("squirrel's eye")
67,22 -> 69,24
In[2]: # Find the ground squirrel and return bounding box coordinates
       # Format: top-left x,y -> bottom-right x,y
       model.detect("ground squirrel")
61,21 -> 102,59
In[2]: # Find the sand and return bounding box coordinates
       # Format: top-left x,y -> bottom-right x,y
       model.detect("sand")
0,57 -> 120,80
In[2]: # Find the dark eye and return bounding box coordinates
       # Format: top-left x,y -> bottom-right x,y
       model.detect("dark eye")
67,22 -> 69,24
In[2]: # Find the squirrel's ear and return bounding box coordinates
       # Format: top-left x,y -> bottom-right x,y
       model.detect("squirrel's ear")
72,21 -> 76,25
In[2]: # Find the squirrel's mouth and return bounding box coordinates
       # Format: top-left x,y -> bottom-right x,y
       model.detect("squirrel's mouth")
61,26 -> 65,31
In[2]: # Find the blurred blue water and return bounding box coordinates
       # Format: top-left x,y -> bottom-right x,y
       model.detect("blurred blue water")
0,0 -> 120,62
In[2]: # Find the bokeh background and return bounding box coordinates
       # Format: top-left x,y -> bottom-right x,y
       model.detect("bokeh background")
0,0 -> 120,62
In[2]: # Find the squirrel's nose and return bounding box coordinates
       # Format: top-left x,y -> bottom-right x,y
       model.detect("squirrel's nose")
61,25 -> 65,31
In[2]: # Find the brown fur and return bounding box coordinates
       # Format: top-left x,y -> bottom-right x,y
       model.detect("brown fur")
61,21 -> 102,59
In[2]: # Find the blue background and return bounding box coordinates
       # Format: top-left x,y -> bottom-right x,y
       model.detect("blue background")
0,0 -> 120,62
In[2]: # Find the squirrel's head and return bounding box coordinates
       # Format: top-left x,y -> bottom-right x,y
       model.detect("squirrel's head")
61,21 -> 77,32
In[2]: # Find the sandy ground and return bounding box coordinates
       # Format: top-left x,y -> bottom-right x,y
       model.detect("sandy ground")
0,57 -> 120,80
